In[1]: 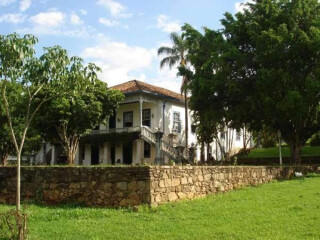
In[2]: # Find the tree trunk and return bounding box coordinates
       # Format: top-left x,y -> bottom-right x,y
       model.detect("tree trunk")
66,137 -> 79,165
184,87 -> 188,149
206,142 -> 210,162
200,141 -> 205,162
16,152 -> 21,211
243,126 -> 247,150
289,140 -> 302,165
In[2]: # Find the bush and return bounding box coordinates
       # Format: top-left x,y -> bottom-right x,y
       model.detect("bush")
310,133 -> 320,146
253,126 -> 277,148
261,138 -> 277,148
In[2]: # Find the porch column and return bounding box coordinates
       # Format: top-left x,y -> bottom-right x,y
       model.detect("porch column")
103,142 -> 109,164
154,130 -> 164,165
135,139 -> 143,164
84,144 -> 91,166
139,95 -> 143,127
50,145 -> 55,165
74,146 -> 80,165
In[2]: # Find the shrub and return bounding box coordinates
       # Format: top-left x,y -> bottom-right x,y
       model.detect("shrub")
252,126 -> 278,148
310,133 -> 320,146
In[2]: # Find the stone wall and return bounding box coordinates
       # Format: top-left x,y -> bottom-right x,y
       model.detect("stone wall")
0,165 -> 318,207
148,165 -> 319,206
0,167 -> 151,207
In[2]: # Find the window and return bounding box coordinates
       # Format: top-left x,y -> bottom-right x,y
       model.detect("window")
109,113 -> 116,129
236,130 -> 241,141
93,125 -> 100,130
142,109 -> 151,127
173,112 -> 181,133
144,141 -> 151,158
123,111 -> 133,127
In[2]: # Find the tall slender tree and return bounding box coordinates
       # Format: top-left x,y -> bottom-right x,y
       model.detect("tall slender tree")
158,32 -> 189,149
0,34 -> 69,214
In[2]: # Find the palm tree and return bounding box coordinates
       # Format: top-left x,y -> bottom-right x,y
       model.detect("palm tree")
158,32 -> 189,150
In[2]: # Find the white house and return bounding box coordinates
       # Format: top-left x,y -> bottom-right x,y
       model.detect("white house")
37,80 -> 252,165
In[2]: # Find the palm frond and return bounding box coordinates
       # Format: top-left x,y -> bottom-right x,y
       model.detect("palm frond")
157,46 -> 175,56
159,56 -> 179,69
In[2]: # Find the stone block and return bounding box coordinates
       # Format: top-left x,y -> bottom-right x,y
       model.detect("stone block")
204,174 -> 211,181
128,181 -> 137,191
155,194 -> 162,202
177,192 -> 187,199
137,181 -> 146,190
172,178 -> 180,187
168,192 -> 178,201
116,182 -> 127,191
181,177 -> 188,185
128,192 -> 140,201
159,180 -> 165,188
165,178 -> 172,186
187,192 -> 194,199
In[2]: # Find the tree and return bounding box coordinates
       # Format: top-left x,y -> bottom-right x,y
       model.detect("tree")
178,24 -> 235,161
0,34 -> 68,212
38,56 -> 124,165
180,0 -> 320,164
220,0 -> 320,164
157,32 -> 190,149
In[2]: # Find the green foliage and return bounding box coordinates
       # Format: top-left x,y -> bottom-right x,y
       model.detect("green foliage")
252,126 -> 278,148
310,132 -> 320,146
37,55 -> 124,164
1,177 -> 320,239
181,0 -> 320,164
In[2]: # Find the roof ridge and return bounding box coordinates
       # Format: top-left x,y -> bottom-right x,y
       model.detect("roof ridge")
133,79 -> 142,91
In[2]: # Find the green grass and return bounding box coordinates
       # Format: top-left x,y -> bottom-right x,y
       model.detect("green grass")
247,145 -> 320,158
1,176 -> 320,239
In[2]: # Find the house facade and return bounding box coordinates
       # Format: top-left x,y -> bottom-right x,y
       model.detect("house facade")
72,80 -> 197,165
35,80 -> 252,165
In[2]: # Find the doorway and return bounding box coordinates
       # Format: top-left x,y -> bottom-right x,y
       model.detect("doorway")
122,142 -> 133,164
111,146 -> 116,165
91,145 -> 100,165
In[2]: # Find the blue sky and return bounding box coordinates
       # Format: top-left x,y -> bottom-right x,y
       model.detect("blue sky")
0,0 -> 248,92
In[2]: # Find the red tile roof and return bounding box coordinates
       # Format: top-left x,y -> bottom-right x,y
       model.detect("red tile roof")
111,80 -> 184,102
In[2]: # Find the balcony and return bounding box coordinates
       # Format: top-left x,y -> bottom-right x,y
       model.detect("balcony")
90,126 -> 141,135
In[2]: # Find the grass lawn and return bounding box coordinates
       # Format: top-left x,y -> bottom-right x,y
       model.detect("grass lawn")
1,176 -> 320,240
247,145 -> 320,158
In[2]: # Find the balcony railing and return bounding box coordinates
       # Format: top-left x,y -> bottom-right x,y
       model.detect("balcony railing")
90,126 -> 141,135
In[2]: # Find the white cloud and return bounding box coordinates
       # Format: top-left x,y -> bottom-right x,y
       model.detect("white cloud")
97,0 -> 132,18
17,25 -> 92,38
19,11 -> 92,37
19,0 -> 31,11
0,0 -> 15,6
0,13 -> 25,23
70,13 -> 82,25
29,11 -> 65,27
235,0 -> 254,13
80,9 -> 87,15
99,17 -> 119,27
81,40 -> 183,93
157,15 -> 181,33
81,41 -> 154,86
